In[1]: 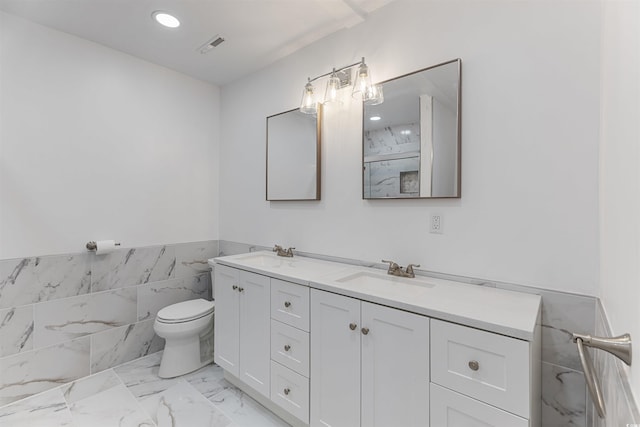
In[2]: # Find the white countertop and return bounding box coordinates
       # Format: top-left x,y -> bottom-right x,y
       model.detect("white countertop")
211,251 -> 541,341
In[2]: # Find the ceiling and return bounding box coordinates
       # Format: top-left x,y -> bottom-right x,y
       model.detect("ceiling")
0,0 -> 394,86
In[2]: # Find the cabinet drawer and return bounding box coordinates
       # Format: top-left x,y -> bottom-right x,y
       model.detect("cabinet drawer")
271,279 -> 310,331
271,361 -> 309,424
271,319 -> 309,377
431,319 -> 530,418
430,383 -> 528,427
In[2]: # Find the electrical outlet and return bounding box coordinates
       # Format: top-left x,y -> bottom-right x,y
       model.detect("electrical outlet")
430,214 -> 442,234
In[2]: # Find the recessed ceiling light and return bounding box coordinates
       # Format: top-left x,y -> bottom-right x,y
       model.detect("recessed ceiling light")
370,116 -> 381,121
152,11 -> 180,28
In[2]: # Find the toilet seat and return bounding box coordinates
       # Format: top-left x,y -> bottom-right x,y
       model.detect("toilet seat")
156,298 -> 215,324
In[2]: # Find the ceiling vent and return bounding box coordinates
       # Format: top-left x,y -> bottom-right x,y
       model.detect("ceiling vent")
198,35 -> 225,54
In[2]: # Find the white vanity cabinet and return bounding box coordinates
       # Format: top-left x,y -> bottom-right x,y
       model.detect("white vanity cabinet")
310,289 -> 430,427
214,264 -> 271,398
212,252 -> 541,427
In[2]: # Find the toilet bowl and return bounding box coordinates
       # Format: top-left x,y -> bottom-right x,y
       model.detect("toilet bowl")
153,298 -> 215,378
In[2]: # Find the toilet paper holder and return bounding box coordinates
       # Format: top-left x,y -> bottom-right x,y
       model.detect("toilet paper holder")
86,241 -> 121,251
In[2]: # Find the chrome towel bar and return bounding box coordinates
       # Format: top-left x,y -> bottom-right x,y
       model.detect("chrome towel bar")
572,332 -> 632,418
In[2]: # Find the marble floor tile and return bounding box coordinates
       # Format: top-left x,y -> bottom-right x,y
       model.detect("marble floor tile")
113,352 -> 182,399
0,387 -> 75,427
0,305 -> 34,357
61,369 -> 122,404
183,363 -> 227,399
140,379 -> 232,427
68,383 -> 155,427
2,351 -> 291,427
208,381 -> 289,427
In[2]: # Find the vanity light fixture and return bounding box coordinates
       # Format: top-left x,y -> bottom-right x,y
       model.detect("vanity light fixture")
299,57 -> 383,114
300,78 -> 317,115
152,11 -> 180,28
370,116 -> 381,121
324,69 -> 342,105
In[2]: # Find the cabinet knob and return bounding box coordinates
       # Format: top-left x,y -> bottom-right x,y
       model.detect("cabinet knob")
284,301 -> 291,308
284,387 -> 291,396
232,285 -> 238,290
468,360 -> 480,371
349,323 -> 357,330
238,287 -> 244,293
361,327 -> 370,335
284,344 -> 291,352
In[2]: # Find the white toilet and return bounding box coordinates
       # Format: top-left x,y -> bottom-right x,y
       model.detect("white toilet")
153,298 -> 215,378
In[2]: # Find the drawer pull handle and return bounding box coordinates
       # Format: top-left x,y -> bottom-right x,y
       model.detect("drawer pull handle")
468,360 -> 480,371
361,327 -> 370,335
284,301 -> 291,308
238,287 -> 244,292
232,285 -> 238,290
284,388 -> 291,396
284,344 -> 291,352
349,323 -> 357,330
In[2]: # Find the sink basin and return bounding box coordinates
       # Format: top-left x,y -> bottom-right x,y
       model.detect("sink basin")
234,253 -> 283,268
335,271 -> 435,289
230,252 -> 348,277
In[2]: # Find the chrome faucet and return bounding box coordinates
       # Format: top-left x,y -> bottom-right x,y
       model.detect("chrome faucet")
273,245 -> 295,257
382,260 -> 421,278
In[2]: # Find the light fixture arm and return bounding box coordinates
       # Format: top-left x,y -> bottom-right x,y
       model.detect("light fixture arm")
305,59 -> 363,84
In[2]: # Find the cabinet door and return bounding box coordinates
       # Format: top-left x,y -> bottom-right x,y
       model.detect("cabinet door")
430,383 -> 528,427
361,302 -> 430,427
431,319 -> 530,417
238,271 -> 271,398
214,265 -> 240,376
310,290 -> 361,427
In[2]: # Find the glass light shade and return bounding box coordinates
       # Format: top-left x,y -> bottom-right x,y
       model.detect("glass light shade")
363,84 -> 384,105
300,79 -> 317,114
352,58 -> 373,99
323,70 -> 342,104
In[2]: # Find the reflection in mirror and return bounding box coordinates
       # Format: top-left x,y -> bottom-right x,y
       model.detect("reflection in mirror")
363,59 -> 461,199
266,107 -> 321,201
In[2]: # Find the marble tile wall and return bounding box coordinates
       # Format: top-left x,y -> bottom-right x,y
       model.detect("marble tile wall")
4,237 -> 634,423
216,240 -> 601,427
0,240 -> 217,406
364,123 -> 420,157
364,123 -> 422,198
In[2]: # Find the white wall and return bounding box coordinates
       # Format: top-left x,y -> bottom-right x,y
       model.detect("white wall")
220,0 -> 601,295
0,12 -> 220,259
599,0 -> 640,404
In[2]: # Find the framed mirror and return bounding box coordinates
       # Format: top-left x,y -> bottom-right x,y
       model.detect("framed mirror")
266,107 -> 321,201
363,59 -> 461,199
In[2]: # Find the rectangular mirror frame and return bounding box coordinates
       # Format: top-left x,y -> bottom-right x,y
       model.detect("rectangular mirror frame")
362,59 -> 462,200
266,106 -> 322,201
